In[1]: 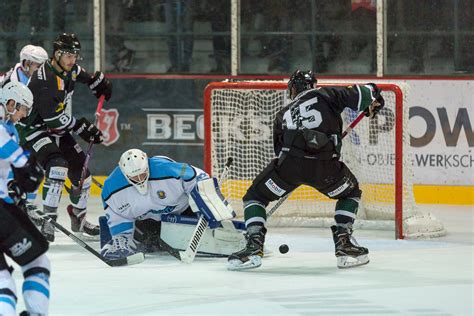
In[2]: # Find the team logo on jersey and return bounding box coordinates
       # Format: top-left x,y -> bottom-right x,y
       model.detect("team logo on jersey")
9,238 -> 32,257
97,108 -> 120,146
55,102 -> 65,112
157,190 -> 166,199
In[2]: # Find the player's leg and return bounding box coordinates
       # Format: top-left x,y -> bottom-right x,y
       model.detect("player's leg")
0,255 -> 17,316
60,134 -> 99,238
311,160 -> 369,268
0,202 -> 50,315
228,159 -> 297,270
24,134 -> 68,242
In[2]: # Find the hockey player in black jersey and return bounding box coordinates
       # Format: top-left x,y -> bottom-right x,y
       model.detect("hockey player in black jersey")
16,33 -> 113,242
228,70 -> 384,270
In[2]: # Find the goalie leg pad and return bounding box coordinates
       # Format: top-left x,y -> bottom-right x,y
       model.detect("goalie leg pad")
160,215 -> 245,256
189,178 -> 236,228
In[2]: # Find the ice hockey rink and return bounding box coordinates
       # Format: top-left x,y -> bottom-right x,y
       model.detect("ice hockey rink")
8,198 -> 473,316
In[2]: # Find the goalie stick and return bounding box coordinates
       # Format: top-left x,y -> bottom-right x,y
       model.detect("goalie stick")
32,209 -> 144,267
266,111 -> 367,218
178,157 -> 233,263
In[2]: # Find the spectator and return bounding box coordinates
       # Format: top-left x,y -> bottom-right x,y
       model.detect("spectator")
351,0 -> 376,73
107,0 -> 135,72
206,1 -> 231,73
164,0 -> 195,73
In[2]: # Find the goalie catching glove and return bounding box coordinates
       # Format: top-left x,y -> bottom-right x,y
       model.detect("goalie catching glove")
73,117 -> 103,144
364,83 -> 385,119
88,71 -> 112,101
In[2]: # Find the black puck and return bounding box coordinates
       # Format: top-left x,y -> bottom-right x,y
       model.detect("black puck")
279,244 -> 289,254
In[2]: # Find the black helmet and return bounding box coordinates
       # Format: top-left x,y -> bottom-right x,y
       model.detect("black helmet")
288,70 -> 317,99
53,33 -> 81,55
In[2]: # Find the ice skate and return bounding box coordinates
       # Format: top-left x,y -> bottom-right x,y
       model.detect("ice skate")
67,205 -> 100,240
331,224 -> 369,268
228,226 -> 266,271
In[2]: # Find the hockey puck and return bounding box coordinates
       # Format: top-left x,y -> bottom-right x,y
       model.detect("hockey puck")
279,244 -> 289,254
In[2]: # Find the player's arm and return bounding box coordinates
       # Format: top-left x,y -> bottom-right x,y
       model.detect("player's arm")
75,65 -> 112,101
321,83 -> 385,117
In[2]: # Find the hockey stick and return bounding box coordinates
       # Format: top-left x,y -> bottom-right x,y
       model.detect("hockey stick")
179,157 -> 233,263
32,209 -> 144,267
266,111 -> 366,218
64,176 -> 103,194
73,95 -> 105,195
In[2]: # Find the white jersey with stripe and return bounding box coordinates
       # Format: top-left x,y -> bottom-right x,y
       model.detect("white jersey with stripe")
0,119 -> 29,200
101,156 -> 209,237
0,63 -> 30,86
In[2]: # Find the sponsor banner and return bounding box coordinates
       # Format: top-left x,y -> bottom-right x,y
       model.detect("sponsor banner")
406,80 -> 473,185
72,79 -> 472,186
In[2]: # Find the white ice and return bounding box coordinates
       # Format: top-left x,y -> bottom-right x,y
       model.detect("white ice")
8,199 -> 474,315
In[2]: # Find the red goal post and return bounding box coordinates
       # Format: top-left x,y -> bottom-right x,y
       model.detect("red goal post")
203,81 -> 445,239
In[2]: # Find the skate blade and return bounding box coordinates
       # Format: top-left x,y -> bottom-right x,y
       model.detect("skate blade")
227,255 -> 262,271
74,232 -> 100,242
337,255 -> 369,269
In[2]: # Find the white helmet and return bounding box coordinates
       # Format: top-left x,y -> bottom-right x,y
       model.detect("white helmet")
20,45 -> 49,64
1,81 -> 34,116
119,149 -> 150,195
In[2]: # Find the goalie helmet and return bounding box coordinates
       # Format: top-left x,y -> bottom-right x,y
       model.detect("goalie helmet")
20,45 -> 49,64
53,33 -> 81,55
119,149 -> 150,195
287,70 -> 317,100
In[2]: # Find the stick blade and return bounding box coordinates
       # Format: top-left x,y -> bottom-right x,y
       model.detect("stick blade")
106,252 -> 145,267
179,250 -> 196,264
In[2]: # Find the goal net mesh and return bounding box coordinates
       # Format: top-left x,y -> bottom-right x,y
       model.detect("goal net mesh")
205,81 -> 445,238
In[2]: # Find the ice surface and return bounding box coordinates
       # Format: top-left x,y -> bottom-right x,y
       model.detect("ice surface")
8,199 -> 474,315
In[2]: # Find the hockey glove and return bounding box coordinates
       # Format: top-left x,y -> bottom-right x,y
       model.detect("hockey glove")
364,83 -> 385,118
73,117 -> 103,144
12,155 -> 44,193
88,71 -> 112,101
7,180 -> 27,207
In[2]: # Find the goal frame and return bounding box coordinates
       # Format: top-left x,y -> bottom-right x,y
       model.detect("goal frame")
204,81 -> 405,239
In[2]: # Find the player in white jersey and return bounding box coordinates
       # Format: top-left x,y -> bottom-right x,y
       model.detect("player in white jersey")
99,149 -> 244,261
0,45 -> 49,86
0,82 -> 49,316
0,44 -> 49,228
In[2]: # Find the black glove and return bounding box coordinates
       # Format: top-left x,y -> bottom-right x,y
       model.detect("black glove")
364,83 -> 385,118
73,117 -> 103,144
8,180 -> 27,206
88,71 -> 112,101
12,155 -> 44,193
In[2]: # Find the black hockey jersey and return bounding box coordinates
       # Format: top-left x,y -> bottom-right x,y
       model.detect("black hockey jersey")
273,85 -> 375,156
16,60 -> 92,144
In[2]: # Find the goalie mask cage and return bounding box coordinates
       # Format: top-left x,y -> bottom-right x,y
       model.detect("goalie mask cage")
204,81 -> 445,239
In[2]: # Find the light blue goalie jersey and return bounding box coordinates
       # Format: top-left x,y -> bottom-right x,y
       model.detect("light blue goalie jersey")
101,156 -> 209,237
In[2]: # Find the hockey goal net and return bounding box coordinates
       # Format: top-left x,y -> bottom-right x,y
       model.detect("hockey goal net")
204,81 -> 445,239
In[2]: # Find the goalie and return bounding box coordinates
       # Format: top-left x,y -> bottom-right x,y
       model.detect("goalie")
99,149 -> 244,262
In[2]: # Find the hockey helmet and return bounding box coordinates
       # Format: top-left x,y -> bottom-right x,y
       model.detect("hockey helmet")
53,33 -> 81,55
20,45 -> 49,64
0,81 -> 34,117
287,70 -> 317,99
119,149 -> 150,195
